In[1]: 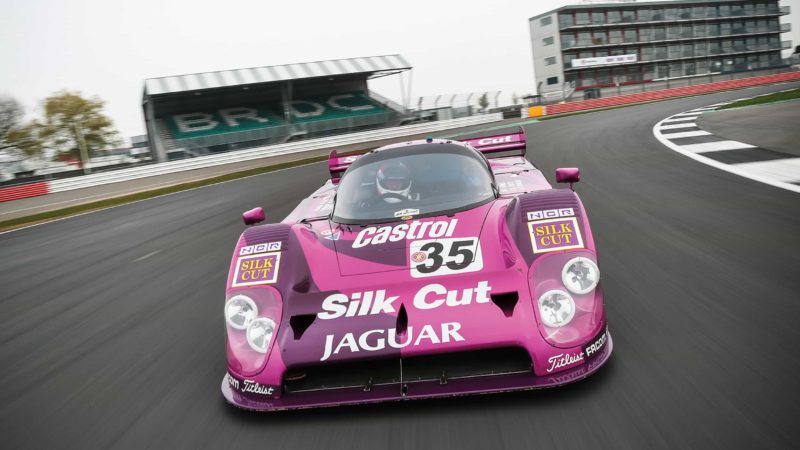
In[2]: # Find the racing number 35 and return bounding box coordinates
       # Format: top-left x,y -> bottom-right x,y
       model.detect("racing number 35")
410,237 -> 483,278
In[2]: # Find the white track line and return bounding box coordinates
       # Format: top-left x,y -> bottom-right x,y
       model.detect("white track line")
681,140 -> 755,153
659,122 -> 698,130
662,130 -> 712,139
733,158 -> 800,183
672,112 -> 703,117
653,113 -> 800,195
662,116 -> 698,123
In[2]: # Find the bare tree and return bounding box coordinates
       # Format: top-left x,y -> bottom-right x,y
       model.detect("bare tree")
0,95 -> 24,150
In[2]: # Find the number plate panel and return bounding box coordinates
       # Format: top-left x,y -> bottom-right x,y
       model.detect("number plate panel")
409,237 -> 483,278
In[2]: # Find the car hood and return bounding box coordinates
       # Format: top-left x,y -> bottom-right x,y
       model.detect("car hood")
330,202 -> 494,276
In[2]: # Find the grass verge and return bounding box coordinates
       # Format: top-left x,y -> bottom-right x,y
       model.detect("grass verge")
718,88 -> 800,109
0,154 -> 331,232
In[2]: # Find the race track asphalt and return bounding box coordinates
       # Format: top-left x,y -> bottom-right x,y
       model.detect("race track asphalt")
2,81 -> 800,449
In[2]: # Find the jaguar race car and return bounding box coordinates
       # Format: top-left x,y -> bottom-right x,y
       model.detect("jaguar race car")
221,129 -> 612,410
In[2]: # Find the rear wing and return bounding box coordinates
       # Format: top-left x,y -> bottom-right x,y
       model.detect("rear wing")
328,127 -> 526,181
328,150 -> 363,183
463,127 -> 526,158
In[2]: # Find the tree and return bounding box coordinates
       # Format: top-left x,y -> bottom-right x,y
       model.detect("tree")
0,95 -> 24,150
512,92 -> 519,105
5,121 -> 45,158
6,90 -> 119,160
478,93 -> 489,111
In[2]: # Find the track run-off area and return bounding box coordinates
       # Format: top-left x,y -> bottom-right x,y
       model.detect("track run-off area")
2,82 -> 799,449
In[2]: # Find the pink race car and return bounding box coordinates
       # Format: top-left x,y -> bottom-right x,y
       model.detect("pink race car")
221,129 -> 611,410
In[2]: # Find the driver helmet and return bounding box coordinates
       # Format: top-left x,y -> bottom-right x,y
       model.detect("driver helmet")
376,161 -> 412,203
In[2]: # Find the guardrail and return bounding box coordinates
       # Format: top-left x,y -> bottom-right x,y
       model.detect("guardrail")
3,114 -> 502,202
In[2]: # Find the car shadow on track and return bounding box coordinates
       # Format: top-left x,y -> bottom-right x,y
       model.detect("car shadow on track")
222,357 -> 617,423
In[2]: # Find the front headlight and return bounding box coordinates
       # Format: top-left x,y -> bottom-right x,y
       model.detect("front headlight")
537,290 -> 576,328
225,295 -> 258,330
246,318 -> 276,353
561,257 -> 599,295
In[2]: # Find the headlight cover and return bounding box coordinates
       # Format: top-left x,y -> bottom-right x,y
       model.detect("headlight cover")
561,256 -> 600,295
225,295 -> 258,330
225,287 -> 282,376
537,289 -> 576,328
246,318 -> 276,354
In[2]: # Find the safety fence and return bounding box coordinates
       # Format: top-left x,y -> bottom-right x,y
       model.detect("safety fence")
534,71 -> 800,116
1,114 -> 503,203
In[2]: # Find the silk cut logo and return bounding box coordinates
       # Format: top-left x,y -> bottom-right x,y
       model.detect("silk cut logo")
409,237 -> 483,278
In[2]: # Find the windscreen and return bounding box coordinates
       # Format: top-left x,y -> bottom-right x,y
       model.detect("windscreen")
332,144 -> 495,224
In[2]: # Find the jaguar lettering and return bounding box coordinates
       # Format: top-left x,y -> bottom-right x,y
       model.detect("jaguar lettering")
320,322 -> 464,361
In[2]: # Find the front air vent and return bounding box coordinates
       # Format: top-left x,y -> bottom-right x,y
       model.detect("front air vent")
290,314 -> 316,340
395,304 -> 408,336
491,292 -> 518,317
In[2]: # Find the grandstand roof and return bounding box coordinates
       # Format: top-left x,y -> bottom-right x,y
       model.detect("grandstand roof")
144,54 -> 412,97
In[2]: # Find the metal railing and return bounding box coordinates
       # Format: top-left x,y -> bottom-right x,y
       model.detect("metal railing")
47,114 -> 503,194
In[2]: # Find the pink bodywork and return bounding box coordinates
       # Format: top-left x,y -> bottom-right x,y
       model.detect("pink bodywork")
221,131 -> 611,410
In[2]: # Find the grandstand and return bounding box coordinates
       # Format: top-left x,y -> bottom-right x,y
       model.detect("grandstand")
142,55 -> 412,161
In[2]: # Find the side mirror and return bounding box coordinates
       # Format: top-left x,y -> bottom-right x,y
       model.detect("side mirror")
556,167 -> 580,190
242,207 -> 265,226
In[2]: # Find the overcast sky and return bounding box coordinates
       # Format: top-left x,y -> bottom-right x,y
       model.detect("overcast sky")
1,0 -> 798,141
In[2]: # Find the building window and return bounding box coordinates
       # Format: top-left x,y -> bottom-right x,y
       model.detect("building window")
545,56 -> 557,66
591,11 -> 605,24
609,29 -> 623,44
642,64 -> 655,81
576,12 -> 590,25
695,41 -> 708,56
639,28 -> 653,42
621,9 -> 635,22
561,33 -> 576,48
543,36 -> 554,46
652,8 -> 664,21
559,13 -> 574,28
694,23 -> 707,38
540,16 -> 552,26
547,76 -> 559,85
